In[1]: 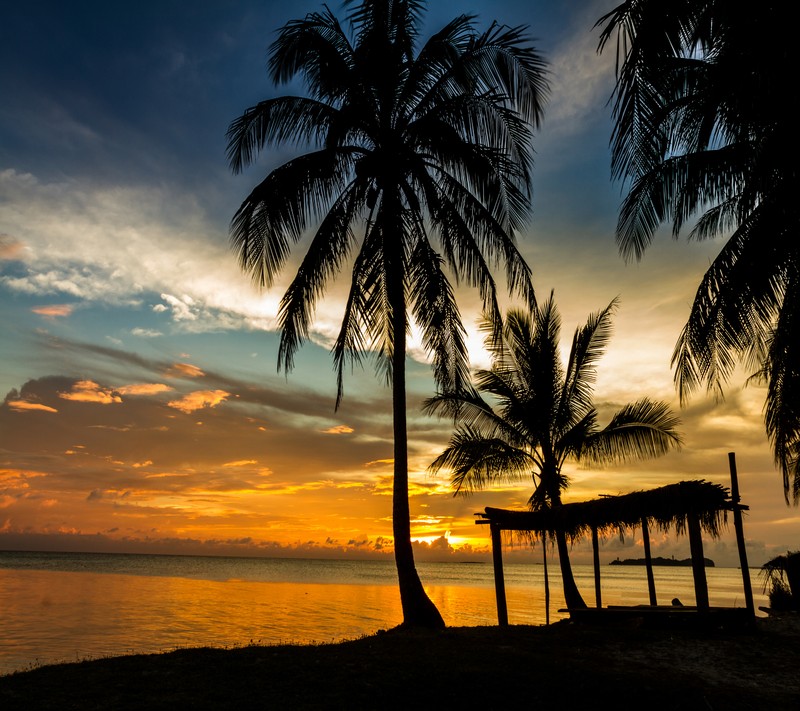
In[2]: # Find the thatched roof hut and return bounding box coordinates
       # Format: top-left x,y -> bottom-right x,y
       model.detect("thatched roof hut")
476,459 -> 756,626
477,479 -> 732,542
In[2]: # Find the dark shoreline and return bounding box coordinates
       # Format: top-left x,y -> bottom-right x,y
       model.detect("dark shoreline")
1,616 -> 798,710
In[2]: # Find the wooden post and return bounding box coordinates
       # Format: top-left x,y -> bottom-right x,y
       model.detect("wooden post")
641,517 -> 658,606
687,512 -> 710,611
591,526 -> 602,608
729,452 -> 755,618
490,523 -> 508,626
542,531 -> 550,625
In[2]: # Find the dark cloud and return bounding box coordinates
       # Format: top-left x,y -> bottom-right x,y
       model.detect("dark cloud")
37,334 -> 398,423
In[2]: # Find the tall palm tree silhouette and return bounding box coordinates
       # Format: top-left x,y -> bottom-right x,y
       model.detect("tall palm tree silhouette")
427,295 -> 682,609
596,2 -> 800,501
226,0 -> 548,627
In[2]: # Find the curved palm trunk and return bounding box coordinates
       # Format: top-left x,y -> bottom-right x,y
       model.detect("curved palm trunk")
554,528 -> 586,610
549,485 -> 586,610
387,217 -> 445,630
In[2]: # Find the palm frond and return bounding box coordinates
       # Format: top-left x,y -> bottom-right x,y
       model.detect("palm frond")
407,235 -> 469,395
269,7 -> 355,101
230,149 -> 354,288
226,97 -> 336,174
458,20 -> 549,130
560,297 -> 618,426
580,398 -> 683,467
597,1 -> 798,500
672,206 -> 789,403
758,268 -> 800,502
277,181 -> 365,373
428,426 -> 536,496
411,163 -> 533,318
331,221 -> 387,407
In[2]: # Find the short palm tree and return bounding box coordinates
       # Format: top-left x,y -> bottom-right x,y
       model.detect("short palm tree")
226,0 -> 548,627
596,1 -> 800,501
427,295 -> 682,609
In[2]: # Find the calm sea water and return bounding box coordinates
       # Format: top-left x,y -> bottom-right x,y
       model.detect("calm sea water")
0,551 -> 768,675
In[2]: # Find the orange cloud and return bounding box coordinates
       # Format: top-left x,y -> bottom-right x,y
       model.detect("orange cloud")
0,468 -> 47,485
167,389 -> 230,413
366,458 -> 394,467
223,460 -> 258,467
31,304 -> 73,318
116,383 -> 173,396
323,424 -> 354,434
58,380 -> 122,404
166,363 -> 205,378
0,234 -> 24,260
7,400 -> 58,413
373,474 -> 445,497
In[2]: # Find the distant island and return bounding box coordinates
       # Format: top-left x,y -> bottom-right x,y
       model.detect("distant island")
610,556 -> 715,568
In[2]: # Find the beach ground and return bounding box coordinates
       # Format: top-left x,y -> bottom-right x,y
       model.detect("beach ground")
1,614 -> 798,710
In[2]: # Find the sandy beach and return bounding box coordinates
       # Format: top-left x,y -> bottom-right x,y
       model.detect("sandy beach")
1,614 -> 798,710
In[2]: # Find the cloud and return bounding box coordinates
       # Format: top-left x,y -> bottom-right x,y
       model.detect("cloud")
6,400 -> 58,413
0,169 -> 280,334
323,424 -> 354,434
2,268 -> 141,304
158,293 -> 198,321
223,460 -> 257,467
131,328 -> 163,338
166,363 -> 205,379
545,28 -> 615,141
0,170 -> 426,362
31,304 -> 73,318
167,389 -> 230,413
115,383 -> 172,396
87,489 -> 130,502
58,380 -> 122,404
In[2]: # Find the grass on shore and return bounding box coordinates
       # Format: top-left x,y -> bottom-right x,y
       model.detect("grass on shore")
1,616 -> 799,710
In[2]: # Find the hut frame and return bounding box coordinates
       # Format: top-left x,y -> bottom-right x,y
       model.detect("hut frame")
477,453 -> 755,626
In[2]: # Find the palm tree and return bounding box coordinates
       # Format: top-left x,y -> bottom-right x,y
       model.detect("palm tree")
595,2 -> 800,501
226,0 -> 548,628
426,295 -> 682,609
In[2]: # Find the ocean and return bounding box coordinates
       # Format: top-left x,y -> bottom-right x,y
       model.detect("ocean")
0,551 -> 768,675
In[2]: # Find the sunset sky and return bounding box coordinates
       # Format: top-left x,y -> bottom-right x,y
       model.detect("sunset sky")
2,0 -> 797,568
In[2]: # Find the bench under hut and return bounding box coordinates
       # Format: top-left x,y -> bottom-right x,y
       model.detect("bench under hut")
476,453 -> 755,627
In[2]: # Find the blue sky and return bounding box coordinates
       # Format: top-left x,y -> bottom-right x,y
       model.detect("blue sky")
1,0 -> 796,566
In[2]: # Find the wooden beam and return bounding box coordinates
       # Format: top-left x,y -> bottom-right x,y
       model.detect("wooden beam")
729,452 -> 755,619
542,531 -> 550,625
490,523 -> 508,626
687,512 -> 709,611
591,526 -> 602,608
641,517 -> 658,606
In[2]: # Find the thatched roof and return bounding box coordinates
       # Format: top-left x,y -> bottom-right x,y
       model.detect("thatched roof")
477,480 -> 735,542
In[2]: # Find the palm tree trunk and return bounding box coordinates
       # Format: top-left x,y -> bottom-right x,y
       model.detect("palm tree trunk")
387,220 -> 445,630
554,528 -> 587,609
546,474 -> 587,610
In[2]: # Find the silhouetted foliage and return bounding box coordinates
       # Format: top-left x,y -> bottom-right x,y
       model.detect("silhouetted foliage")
597,1 -> 800,501
762,551 -> 800,611
227,0 -> 548,627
